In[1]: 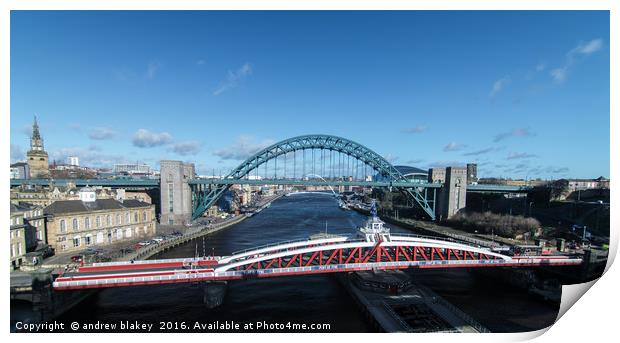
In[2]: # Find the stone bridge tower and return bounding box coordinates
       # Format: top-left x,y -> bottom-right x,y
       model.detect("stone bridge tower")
160,160 -> 195,225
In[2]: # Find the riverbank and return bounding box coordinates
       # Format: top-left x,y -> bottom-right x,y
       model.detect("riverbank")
123,193 -> 285,261
350,206 -> 507,248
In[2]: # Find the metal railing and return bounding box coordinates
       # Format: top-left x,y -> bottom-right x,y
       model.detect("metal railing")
421,288 -> 490,333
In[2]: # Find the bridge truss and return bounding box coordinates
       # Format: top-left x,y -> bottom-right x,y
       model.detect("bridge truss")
190,134 -> 437,220
53,234 -> 581,290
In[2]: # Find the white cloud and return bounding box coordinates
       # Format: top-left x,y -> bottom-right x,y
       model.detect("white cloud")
89,127 -> 116,140
171,140 -> 202,156
406,159 -> 424,164
443,142 -> 467,152
489,76 -> 510,97
383,154 -> 399,164
493,127 -> 535,142
550,68 -> 568,83
428,161 -> 466,168
51,147 -> 126,167
213,63 -> 253,96
463,147 -> 494,156
507,152 -> 537,160
574,39 -> 603,55
132,129 -> 173,148
68,123 -> 82,132
213,136 -> 274,160
402,126 -> 427,134
551,38 -> 603,83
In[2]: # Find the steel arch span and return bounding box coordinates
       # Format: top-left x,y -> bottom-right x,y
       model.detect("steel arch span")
191,134 -> 435,220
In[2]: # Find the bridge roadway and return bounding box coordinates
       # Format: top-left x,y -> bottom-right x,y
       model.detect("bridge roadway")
10,178 -> 530,193
53,233 -> 580,291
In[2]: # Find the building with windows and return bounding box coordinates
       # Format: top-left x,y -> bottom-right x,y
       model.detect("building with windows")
44,188 -> 156,253
26,116 -> 50,178
114,163 -> 152,175
428,168 -> 447,183
466,163 -> 478,184
10,203 -> 42,269
10,162 -> 30,179
67,156 -> 79,166
567,177 -> 610,191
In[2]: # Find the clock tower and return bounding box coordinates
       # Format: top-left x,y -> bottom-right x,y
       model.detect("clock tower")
26,116 -> 50,178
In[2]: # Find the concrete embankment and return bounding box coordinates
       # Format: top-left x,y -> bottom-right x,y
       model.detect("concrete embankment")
335,271 -> 488,333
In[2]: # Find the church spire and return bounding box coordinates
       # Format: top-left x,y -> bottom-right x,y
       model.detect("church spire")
32,115 -> 41,141
30,115 -> 44,151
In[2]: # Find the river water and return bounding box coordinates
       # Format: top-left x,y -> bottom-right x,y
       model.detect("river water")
56,193 -> 559,332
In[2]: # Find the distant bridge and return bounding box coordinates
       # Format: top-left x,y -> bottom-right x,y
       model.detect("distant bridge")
11,134 -> 533,222
53,232 -> 580,291
10,178 -> 530,193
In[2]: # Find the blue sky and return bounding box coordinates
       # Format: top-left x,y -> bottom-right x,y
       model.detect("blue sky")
10,11 -> 610,179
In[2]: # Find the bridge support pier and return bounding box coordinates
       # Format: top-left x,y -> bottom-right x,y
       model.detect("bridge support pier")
203,281 -> 227,309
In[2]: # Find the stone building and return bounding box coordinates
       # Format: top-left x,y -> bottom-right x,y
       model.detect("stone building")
428,168 -> 447,183
10,203 -> 42,269
466,163 -> 478,184
160,160 -> 195,225
44,188 -> 156,253
26,116 -> 50,178
10,184 -> 140,208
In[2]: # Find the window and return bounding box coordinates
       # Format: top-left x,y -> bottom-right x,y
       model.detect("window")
17,243 -> 23,255
126,212 -> 130,224
16,230 -> 21,238
143,211 -> 147,221
72,218 -> 79,231
168,183 -> 174,212
60,219 -> 66,233
85,236 -> 92,245
96,216 -> 101,228
73,237 -> 80,247
134,212 -> 138,223
106,215 -> 111,226
85,217 -> 91,229
117,214 -> 122,225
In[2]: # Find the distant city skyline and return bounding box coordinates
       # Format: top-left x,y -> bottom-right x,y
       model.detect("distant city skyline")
10,11 -> 610,179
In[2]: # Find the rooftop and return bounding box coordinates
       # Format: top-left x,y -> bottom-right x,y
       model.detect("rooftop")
44,198 -> 151,215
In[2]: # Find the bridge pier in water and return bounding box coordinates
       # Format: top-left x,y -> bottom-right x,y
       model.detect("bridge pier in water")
203,281 -> 228,309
